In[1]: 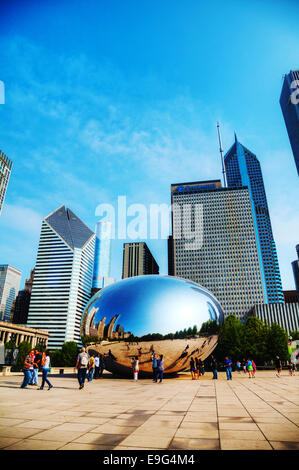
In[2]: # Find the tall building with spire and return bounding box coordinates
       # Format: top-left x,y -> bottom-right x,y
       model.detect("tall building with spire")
280,70 -> 299,176
27,205 -> 95,349
224,135 -> 284,304
0,150 -> 12,215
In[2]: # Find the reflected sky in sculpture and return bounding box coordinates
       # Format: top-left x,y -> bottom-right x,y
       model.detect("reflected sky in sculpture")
83,275 -> 224,338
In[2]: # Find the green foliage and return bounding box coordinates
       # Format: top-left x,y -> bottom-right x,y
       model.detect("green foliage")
81,335 -> 102,346
4,340 -> 17,349
60,341 -> 79,366
241,317 -> 268,364
15,341 -> 32,371
214,315 -> 290,365
266,322 -> 289,362
290,331 -> 299,340
200,320 -> 219,335
50,349 -> 63,367
214,315 -> 243,363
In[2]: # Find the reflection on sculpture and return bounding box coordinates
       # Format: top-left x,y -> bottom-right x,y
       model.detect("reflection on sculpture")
81,275 -> 224,376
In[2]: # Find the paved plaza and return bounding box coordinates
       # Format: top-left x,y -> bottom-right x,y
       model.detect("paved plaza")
0,371 -> 298,451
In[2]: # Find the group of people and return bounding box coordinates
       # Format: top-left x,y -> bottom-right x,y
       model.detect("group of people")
21,349 -> 53,390
76,349 -> 106,389
189,356 -> 205,380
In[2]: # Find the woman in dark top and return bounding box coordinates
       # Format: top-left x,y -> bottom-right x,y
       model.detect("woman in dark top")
190,357 -> 196,380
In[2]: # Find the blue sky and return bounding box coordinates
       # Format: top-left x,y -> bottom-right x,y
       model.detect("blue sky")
0,0 -> 299,290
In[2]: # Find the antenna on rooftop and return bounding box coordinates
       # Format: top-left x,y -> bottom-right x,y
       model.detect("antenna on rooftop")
217,121 -> 227,188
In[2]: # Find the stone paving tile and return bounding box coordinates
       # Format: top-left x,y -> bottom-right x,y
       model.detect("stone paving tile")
219,422 -> 260,431
219,429 -> 267,440
175,427 -> 219,439
270,441 -> 299,450
2,438 -> 64,450
0,437 -> 23,449
119,433 -> 173,449
220,439 -> 272,450
48,422 -> 98,432
218,416 -> 254,423
28,429 -> 86,442
256,424 -> 299,442
91,424 -> 139,435
169,438 -> 220,450
72,432 -> 127,446
59,442 -> 114,450
0,426 -> 40,439
0,417 -> 27,426
14,420 -> 63,429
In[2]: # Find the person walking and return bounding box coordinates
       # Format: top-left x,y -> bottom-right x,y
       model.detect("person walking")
132,356 -> 139,381
210,355 -> 218,380
275,356 -> 282,377
242,358 -> 247,374
195,357 -> 200,379
152,352 -> 158,382
157,354 -> 164,383
224,356 -> 232,380
252,360 -> 256,378
38,351 -> 53,390
76,347 -> 90,389
288,360 -> 294,376
190,357 -> 196,380
236,360 -> 241,374
20,349 -> 35,389
247,358 -> 254,378
94,353 -> 100,379
88,354 -> 95,382
99,353 -> 105,378
32,349 -> 41,386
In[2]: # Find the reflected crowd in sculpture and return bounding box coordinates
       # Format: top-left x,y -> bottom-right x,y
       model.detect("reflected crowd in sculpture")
81,275 -> 224,377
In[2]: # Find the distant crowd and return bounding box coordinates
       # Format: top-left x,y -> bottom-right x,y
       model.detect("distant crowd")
19,348 -> 296,390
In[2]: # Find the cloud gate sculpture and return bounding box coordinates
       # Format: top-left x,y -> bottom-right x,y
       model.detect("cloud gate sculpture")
81,275 -> 224,377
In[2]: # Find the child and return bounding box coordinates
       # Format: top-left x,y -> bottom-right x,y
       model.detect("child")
132,356 -> 139,381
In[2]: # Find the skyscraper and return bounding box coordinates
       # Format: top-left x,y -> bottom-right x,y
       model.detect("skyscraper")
27,205 -> 95,349
0,150 -> 12,215
280,70 -> 299,175
224,135 -> 284,304
292,244 -> 299,295
11,269 -> 35,324
169,180 -> 266,321
0,265 -> 21,322
92,221 -> 115,294
122,242 -> 159,279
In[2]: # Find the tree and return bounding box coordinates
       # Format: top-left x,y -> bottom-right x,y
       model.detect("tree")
290,331 -> 299,341
242,317 -> 268,364
214,315 -> 243,363
60,341 -> 79,366
266,323 -> 289,362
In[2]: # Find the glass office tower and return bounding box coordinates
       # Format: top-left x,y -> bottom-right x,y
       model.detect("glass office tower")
122,242 -> 159,279
0,150 -> 12,215
27,205 -> 95,349
92,221 -> 115,291
280,70 -> 299,176
169,180 -> 265,321
224,136 -> 284,304
0,265 -> 21,322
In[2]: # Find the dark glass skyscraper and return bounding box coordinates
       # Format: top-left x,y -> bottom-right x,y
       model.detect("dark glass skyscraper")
280,70 -> 299,176
224,135 -> 284,304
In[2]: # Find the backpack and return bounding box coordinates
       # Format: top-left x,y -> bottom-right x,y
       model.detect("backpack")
80,354 -> 89,367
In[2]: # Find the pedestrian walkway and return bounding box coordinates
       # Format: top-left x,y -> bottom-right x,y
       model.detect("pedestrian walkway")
0,371 -> 298,450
